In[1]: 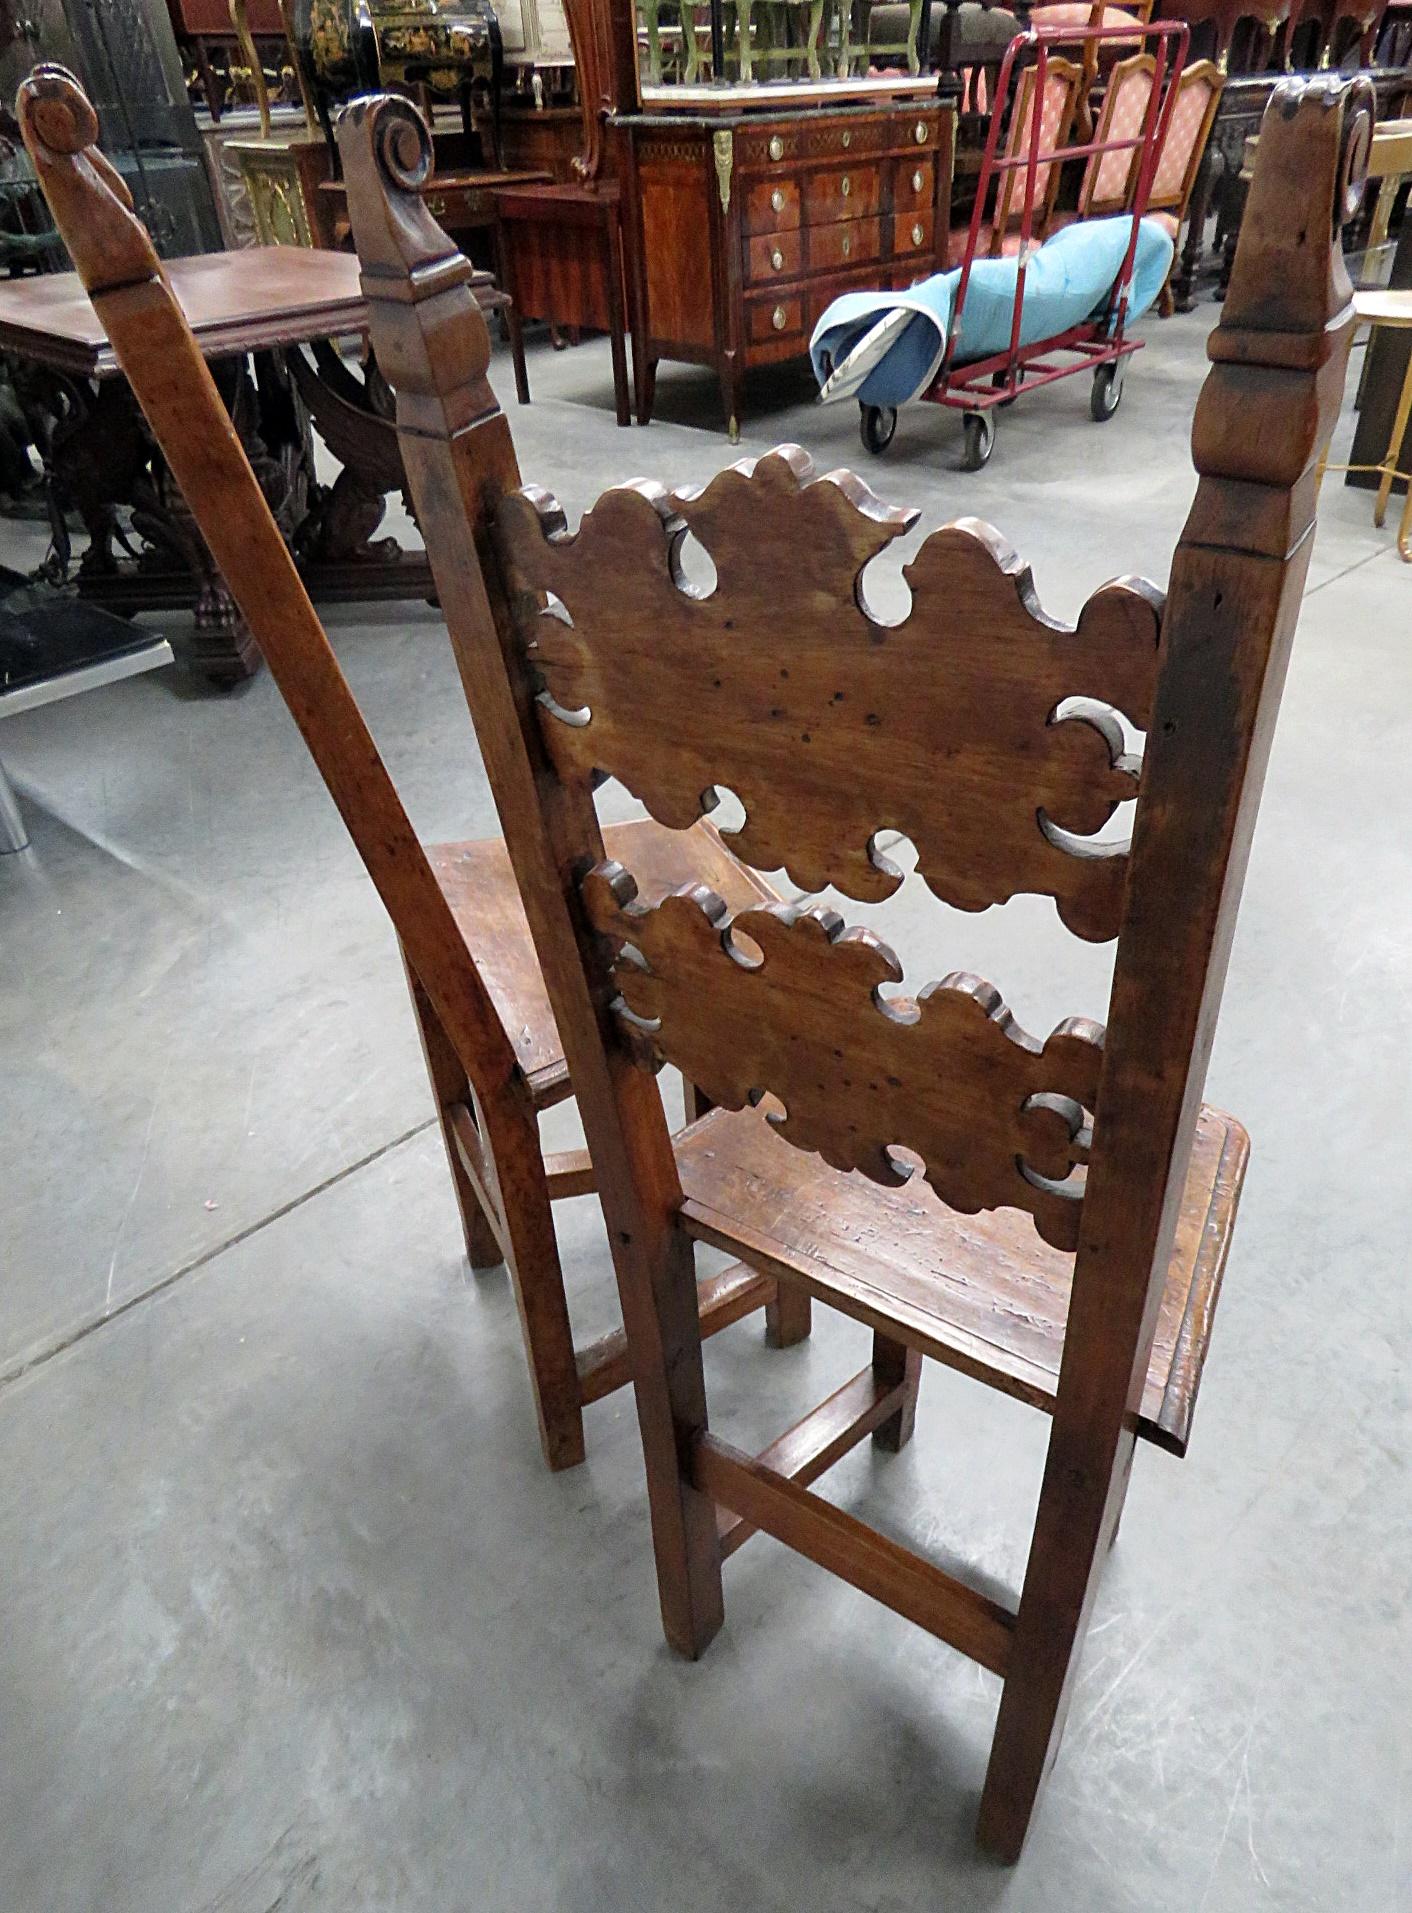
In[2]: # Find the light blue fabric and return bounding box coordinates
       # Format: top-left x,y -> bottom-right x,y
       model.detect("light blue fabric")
810,215 -> 1174,409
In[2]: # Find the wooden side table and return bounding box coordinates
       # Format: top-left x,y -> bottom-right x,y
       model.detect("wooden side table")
491,181 -> 640,428
0,247 -> 506,683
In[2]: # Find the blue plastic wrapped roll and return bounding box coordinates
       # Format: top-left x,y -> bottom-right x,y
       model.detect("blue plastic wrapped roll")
810,215 -> 1175,409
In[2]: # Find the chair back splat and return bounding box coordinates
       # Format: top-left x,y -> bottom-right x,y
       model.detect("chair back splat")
353,74 -> 1366,1859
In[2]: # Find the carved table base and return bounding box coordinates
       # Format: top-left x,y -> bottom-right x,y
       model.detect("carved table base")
20,343 -> 432,687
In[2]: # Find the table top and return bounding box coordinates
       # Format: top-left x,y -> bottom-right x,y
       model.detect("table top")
1353,289 -> 1412,328
0,248 -> 373,378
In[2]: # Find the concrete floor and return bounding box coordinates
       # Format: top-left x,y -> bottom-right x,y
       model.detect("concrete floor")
2,292 -> 1410,1912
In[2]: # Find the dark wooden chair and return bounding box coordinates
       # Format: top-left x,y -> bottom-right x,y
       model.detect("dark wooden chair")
334,73 -> 1367,1858
18,63 -> 809,1477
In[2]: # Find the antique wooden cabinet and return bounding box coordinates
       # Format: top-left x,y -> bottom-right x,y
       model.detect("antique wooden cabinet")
621,97 -> 955,435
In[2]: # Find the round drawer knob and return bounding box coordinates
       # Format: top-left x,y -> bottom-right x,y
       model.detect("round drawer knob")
768,134 -> 784,161
842,233 -> 852,257
772,304 -> 788,331
840,174 -> 851,197
841,128 -> 852,148
771,247 -> 784,270
771,188 -> 786,213
912,222 -> 924,246
912,168 -> 924,192
914,121 -> 928,144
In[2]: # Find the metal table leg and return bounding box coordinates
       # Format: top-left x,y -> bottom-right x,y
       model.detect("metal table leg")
0,753 -> 28,853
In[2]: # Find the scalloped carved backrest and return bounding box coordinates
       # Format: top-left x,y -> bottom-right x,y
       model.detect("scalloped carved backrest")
329,76 -> 1361,1322
494,446 -> 1164,1250
498,453 -> 1162,941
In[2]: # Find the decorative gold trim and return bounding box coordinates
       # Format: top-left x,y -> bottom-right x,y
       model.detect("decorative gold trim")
713,129 -> 734,216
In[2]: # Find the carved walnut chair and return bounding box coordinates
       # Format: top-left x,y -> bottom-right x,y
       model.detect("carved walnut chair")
17,65 -> 810,1478
332,73 -> 1368,1858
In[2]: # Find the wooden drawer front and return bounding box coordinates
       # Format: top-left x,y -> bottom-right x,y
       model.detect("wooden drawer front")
747,292 -> 805,343
745,229 -> 803,284
738,117 -> 896,168
804,165 -> 882,227
744,176 -> 801,236
809,216 -> 882,273
894,156 -> 935,210
893,207 -> 934,257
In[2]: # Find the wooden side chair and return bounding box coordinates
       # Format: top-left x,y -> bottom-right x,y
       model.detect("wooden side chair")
1078,50 -> 1158,214
17,64 -> 809,1478
1145,59 -> 1225,314
335,73 -> 1368,1857
987,55 -> 1083,254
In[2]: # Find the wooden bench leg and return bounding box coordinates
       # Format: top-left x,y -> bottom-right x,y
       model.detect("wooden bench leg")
869,1331 -> 921,1451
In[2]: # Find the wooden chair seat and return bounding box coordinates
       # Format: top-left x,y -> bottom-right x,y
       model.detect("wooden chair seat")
426,817 -> 778,1109
676,1100 -> 1248,1457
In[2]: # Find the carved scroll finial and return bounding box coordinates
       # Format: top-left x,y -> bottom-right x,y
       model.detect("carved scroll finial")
1185,75 -> 1368,558
336,93 -> 516,482
16,66 -> 157,296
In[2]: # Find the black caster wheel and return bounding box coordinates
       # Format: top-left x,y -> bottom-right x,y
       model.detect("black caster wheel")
1090,360 -> 1125,421
961,409 -> 995,471
859,403 -> 898,454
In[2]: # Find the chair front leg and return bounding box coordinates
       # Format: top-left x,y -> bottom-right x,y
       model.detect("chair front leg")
906,0 -> 923,73
473,1080 -> 587,1471
404,961 -> 503,1269
806,0 -> 826,78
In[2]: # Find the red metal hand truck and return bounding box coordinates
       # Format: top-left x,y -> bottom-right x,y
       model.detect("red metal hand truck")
860,17 -> 1190,468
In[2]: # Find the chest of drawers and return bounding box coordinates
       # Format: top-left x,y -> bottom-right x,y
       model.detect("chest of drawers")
621,99 -> 955,437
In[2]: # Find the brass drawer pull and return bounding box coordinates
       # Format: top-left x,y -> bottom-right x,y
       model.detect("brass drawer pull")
771,247 -> 785,270
772,303 -> 788,330
912,222 -> 924,246
841,128 -> 852,148
912,168 -> 924,193
842,233 -> 852,257
428,193 -> 448,217
771,188 -> 786,213
768,134 -> 784,161
840,174 -> 851,197
914,121 -> 928,144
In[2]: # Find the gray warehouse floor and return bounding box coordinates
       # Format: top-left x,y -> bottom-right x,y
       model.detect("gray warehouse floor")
2,298 -> 1409,1912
